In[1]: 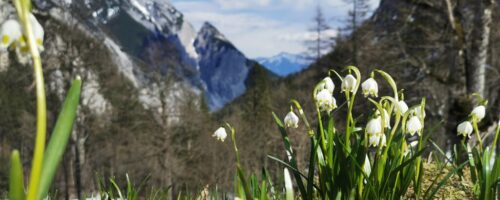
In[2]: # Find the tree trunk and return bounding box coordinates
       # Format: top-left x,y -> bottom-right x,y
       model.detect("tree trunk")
465,0 -> 494,97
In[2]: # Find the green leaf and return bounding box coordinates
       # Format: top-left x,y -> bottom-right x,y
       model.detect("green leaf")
284,168 -> 294,200
236,164 -> 253,200
424,161 -> 467,200
37,78 -> 82,199
9,150 -> 25,200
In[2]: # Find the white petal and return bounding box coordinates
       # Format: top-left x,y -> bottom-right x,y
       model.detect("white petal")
0,19 -> 22,49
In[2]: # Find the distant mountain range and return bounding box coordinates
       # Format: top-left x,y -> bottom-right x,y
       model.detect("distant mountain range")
256,52 -> 311,77
29,0 -> 258,111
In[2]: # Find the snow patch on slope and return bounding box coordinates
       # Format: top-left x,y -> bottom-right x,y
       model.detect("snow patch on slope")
103,38 -> 140,87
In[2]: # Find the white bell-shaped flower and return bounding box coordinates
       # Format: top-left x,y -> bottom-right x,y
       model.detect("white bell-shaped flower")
0,19 -> 22,50
368,134 -> 380,147
361,78 -> 378,97
319,77 -> 335,93
366,117 -> 382,135
212,127 -> 228,142
397,100 -> 409,115
315,89 -> 337,112
284,111 -> 299,128
368,133 -> 386,147
470,105 -> 486,122
341,74 -> 357,93
406,116 -> 422,136
457,121 -> 473,138
28,14 -> 45,51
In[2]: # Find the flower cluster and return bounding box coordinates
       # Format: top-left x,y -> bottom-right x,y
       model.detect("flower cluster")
314,77 -> 337,113
457,105 -> 486,138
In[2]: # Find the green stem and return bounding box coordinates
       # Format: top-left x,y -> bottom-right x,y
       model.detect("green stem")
13,1 -> 48,199
472,120 -> 483,152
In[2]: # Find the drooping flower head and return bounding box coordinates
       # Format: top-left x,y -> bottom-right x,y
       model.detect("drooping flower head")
361,78 -> 378,97
28,14 -> 45,51
284,111 -> 299,128
457,121 -> 473,138
368,133 -> 386,147
396,100 -> 409,115
366,117 -> 382,135
406,116 -> 423,136
0,19 -> 22,50
212,127 -> 228,142
470,105 -> 486,122
318,76 -> 335,93
342,74 -> 357,93
315,89 -> 337,113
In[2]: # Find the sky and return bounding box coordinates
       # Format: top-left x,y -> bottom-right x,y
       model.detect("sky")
171,0 -> 380,58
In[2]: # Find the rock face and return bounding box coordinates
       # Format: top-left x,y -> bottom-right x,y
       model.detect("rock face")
194,22 -> 255,110
25,0 -> 259,111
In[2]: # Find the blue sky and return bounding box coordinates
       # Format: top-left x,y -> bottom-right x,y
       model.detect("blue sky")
171,0 -> 380,58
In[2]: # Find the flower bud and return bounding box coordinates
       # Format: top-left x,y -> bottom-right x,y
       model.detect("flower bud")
284,111 -> 299,128
362,155 -> 371,176
341,74 -> 357,93
361,78 -> 378,97
212,127 -> 227,142
457,121 -> 473,138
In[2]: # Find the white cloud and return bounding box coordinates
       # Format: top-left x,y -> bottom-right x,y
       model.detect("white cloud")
171,0 -> 380,57
214,0 -> 272,10
278,29 -> 337,42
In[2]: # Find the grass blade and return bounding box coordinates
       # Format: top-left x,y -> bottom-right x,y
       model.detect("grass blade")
37,78 -> 81,199
9,150 -> 25,200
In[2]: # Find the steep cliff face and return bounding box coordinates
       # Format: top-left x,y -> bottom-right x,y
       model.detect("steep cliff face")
194,22 -> 255,110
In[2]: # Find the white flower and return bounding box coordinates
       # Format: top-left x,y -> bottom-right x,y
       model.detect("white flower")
396,100 -> 409,115
284,111 -> 299,128
318,77 -> 335,93
341,74 -> 357,93
362,154 -> 371,176
368,133 -> 386,147
0,19 -> 22,50
366,117 -> 382,135
361,78 -> 378,97
315,89 -> 337,112
28,14 -> 45,51
368,134 -> 380,147
470,105 -> 486,122
212,127 -> 227,142
457,121 -> 473,138
406,116 -> 423,136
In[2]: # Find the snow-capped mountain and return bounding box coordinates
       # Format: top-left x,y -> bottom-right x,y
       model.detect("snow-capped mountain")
256,52 -> 310,76
30,0 -> 257,111
195,22 -> 254,110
